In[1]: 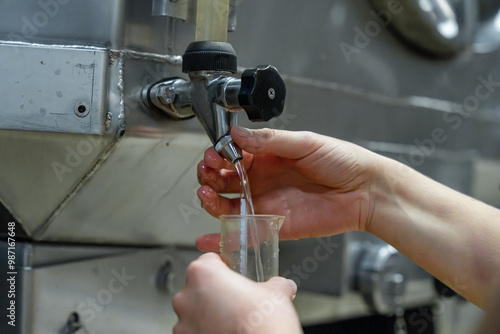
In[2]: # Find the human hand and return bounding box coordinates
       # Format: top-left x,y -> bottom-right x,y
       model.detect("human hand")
196,127 -> 378,251
172,253 -> 301,334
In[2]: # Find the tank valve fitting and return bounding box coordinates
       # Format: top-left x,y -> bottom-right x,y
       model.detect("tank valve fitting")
142,41 -> 286,163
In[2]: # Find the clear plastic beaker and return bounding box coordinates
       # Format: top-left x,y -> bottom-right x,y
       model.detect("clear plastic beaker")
220,215 -> 284,282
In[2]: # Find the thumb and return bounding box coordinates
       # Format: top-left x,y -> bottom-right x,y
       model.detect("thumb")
264,277 -> 297,301
231,126 -> 322,160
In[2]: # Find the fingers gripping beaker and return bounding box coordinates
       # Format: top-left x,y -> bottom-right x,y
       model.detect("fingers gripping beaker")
220,215 -> 284,282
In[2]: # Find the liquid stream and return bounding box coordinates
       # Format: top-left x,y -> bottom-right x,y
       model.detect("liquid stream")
235,161 -> 265,281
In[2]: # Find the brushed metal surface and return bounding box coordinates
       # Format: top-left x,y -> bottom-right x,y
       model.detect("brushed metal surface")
0,43 -> 108,135
0,241 -> 199,334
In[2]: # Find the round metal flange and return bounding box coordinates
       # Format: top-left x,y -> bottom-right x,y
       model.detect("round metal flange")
357,244 -> 407,315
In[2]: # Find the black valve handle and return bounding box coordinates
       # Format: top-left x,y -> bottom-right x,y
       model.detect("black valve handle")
238,65 -> 286,122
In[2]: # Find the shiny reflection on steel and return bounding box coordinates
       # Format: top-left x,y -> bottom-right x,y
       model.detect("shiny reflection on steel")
143,72 -> 244,163
1,40 -> 183,65
228,0 -> 239,31
189,73 -> 241,144
217,77 -> 242,109
152,0 -> 192,22
142,78 -> 195,120
370,0 -> 476,57
357,243 -> 407,315
474,0 -> 500,53
215,133 -> 243,163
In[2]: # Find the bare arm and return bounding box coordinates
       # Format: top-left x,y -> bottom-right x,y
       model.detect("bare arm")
196,127 -> 500,308
368,155 -> 500,307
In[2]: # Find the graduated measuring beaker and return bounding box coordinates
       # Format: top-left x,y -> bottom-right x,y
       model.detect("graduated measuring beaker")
220,215 -> 284,282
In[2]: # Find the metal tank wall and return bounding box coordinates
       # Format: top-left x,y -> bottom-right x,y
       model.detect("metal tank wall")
228,0 -> 500,203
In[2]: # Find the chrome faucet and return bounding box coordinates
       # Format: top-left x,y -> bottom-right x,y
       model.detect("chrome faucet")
142,41 -> 286,163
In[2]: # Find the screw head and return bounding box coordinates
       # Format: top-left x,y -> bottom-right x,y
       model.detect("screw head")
268,88 -> 276,100
74,102 -> 90,118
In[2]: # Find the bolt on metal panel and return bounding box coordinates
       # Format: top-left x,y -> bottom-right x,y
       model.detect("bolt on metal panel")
0,43 -> 109,135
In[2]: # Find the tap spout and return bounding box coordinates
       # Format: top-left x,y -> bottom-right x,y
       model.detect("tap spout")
190,75 -> 242,163
142,41 -> 285,164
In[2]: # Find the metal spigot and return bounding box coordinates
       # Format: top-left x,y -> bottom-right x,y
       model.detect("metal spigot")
142,41 -> 286,164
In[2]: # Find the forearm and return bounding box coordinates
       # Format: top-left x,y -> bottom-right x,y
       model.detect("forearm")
367,155 -> 500,308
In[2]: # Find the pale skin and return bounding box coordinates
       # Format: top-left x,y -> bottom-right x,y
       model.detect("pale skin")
173,126 -> 500,334
172,253 -> 301,334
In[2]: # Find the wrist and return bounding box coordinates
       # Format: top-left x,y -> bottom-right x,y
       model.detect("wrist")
363,154 -> 416,237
